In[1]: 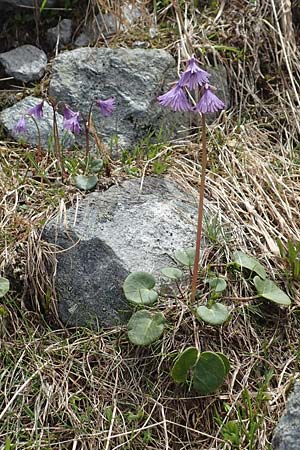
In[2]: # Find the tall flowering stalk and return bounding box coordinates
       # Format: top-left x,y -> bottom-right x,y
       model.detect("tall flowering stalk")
158,56 -> 225,301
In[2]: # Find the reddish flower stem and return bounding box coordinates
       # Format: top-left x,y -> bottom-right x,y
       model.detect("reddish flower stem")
190,113 -> 207,302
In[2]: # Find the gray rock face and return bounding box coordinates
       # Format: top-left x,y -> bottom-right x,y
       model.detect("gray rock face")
0,45 -> 47,82
48,47 -> 187,151
0,96 -> 74,149
272,383 -> 300,450
47,19 -> 72,49
43,177 -> 198,328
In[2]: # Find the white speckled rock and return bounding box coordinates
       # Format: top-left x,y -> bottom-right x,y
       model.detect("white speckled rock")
43,177 -> 199,328
273,383 -> 300,450
0,96 -> 74,148
0,45 -> 47,82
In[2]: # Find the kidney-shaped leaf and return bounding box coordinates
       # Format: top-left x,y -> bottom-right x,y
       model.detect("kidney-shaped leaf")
127,310 -> 165,346
196,303 -> 229,326
171,347 -> 199,383
192,351 -> 226,395
0,277 -> 9,298
208,277 -> 227,293
123,272 -> 158,305
161,267 -> 183,280
174,248 -> 196,267
74,174 -> 98,191
233,251 -> 267,280
253,276 -> 291,306
216,352 -> 230,376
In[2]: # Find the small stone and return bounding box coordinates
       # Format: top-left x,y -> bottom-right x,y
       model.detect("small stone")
132,41 -> 149,48
121,2 -> 142,25
74,32 -> 91,48
0,45 -> 47,82
47,19 -> 72,49
0,96 -> 75,149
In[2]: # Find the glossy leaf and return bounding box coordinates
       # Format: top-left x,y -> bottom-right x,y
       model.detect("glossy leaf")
127,310 -> 165,346
253,276 -> 291,306
123,272 -> 158,305
74,174 -> 98,191
192,351 -> 226,394
196,303 -> 229,325
171,347 -> 198,383
233,251 -> 267,279
161,267 -> 183,280
0,277 -> 9,298
174,248 -> 196,267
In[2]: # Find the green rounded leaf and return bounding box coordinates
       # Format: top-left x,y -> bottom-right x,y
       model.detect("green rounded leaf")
216,352 -> 230,376
127,310 -> 165,346
89,158 -> 104,173
233,251 -> 267,279
74,174 -> 98,191
0,277 -> 9,298
171,347 -> 199,383
161,267 -> 183,280
196,303 -> 229,326
123,272 -> 158,305
208,277 -> 227,293
174,248 -> 196,267
253,276 -> 291,306
192,351 -> 226,394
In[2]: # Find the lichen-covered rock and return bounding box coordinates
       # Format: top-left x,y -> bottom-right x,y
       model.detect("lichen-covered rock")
43,177 -> 199,328
0,96 -> 74,148
272,383 -> 300,450
48,47 -> 188,152
0,45 -> 47,82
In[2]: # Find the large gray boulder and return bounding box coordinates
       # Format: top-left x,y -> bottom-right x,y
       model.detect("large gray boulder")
43,177 -> 198,328
0,96 -> 74,148
48,48 -> 188,152
0,45 -> 47,82
272,383 -> 300,450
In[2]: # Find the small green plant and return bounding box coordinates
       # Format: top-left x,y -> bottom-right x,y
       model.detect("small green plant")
171,348 -> 230,395
277,238 -> 300,281
0,277 -> 9,298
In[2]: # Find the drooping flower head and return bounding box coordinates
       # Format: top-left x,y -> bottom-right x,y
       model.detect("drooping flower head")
14,116 -> 27,134
27,101 -> 44,120
96,97 -> 116,117
157,85 -> 192,112
194,84 -> 225,114
63,106 -> 81,134
178,56 -> 210,90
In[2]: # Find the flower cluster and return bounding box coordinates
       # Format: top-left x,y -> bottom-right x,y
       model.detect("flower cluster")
158,56 -> 225,114
14,97 -> 116,135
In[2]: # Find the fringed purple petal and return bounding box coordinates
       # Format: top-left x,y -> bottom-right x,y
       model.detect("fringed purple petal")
195,87 -> 225,114
96,98 -> 116,117
27,101 -> 44,120
157,85 -> 192,112
178,57 -> 210,90
14,116 -> 27,134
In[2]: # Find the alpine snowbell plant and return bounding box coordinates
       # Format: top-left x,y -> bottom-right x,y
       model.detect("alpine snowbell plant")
14,97 -> 116,182
158,55 -> 225,301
